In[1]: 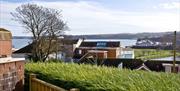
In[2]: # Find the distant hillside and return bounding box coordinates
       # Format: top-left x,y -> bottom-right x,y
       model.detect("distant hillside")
13,31 -> 179,40
139,32 -> 180,44
137,31 -> 180,50
67,32 -> 173,39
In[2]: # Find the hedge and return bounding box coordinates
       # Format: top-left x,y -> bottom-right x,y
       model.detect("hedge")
25,62 -> 180,91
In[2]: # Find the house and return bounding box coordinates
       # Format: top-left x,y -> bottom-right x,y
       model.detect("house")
12,42 -> 33,60
74,41 -> 122,62
13,38 -> 80,61
74,40 -> 135,63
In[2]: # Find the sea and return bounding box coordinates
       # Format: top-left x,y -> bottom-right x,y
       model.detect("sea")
12,38 -> 32,49
12,38 -> 137,49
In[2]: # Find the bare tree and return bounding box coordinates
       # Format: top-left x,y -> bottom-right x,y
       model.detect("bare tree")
11,4 -> 67,62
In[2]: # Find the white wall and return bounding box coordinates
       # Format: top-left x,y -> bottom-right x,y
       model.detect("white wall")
120,50 -> 134,59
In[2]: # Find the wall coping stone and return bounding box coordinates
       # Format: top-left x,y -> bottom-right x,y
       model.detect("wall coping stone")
0,57 -> 25,64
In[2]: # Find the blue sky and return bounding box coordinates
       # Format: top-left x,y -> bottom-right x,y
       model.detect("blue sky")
0,0 -> 180,36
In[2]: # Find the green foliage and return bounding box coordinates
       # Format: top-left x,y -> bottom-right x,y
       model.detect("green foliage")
46,59 -> 63,63
25,62 -> 180,91
134,49 -> 180,60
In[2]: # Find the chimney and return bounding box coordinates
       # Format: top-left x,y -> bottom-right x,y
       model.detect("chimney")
0,28 -> 12,58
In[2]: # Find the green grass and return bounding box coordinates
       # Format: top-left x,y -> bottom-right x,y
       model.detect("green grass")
134,49 -> 180,60
25,62 -> 180,91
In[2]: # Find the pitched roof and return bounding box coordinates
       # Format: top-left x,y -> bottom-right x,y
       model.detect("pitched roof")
60,39 -> 78,44
136,63 -> 151,71
80,41 -> 120,47
102,59 -> 143,69
13,43 -> 33,53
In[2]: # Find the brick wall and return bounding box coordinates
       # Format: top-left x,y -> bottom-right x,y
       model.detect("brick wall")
0,60 -> 24,91
0,40 -> 12,57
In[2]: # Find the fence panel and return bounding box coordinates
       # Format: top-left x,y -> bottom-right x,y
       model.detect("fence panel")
29,74 -> 75,91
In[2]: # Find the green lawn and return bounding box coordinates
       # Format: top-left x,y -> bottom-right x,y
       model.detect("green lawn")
25,62 -> 180,91
134,49 -> 180,60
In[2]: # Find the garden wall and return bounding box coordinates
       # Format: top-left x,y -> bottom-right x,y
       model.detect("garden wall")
0,58 -> 24,91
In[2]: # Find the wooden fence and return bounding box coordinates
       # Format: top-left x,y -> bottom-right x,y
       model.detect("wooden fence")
29,74 -> 79,91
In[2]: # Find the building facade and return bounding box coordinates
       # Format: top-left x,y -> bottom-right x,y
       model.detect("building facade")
74,41 -> 122,60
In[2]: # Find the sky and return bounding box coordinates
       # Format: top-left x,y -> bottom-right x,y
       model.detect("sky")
0,0 -> 180,36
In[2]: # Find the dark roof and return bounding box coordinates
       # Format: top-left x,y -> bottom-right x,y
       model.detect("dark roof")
13,43 -> 33,53
102,59 -> 143,69
60,39 -> 78,44
80,41 -> 120,47
77,59 -> 180,72
144,60 -> 180,71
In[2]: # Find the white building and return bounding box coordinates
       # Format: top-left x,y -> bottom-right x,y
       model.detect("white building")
120,48 -> 134,59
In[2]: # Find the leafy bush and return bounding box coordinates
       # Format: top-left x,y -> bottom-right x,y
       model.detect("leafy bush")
25,62 -> 180,91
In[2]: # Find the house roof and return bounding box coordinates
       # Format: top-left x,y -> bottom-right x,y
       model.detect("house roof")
102,59 -> 143,69
136,63 -> 151,71
13,43 -> 33,53
80,41 -> 120,47
60,39 -> 79,44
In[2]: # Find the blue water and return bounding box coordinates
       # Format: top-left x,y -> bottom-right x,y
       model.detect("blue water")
12,39 -> 32,49
12,38 -> 137,49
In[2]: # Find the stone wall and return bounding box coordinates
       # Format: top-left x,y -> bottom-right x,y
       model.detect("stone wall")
0,60 -> 24,91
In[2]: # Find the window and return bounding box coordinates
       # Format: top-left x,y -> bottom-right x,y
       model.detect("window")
96,42 -> 107,47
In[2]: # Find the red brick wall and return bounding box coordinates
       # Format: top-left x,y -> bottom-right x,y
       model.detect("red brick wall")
0,60 -> 24,91
0,40 -> 12,57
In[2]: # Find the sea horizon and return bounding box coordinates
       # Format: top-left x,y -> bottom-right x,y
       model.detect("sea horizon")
12,38 -> 137,49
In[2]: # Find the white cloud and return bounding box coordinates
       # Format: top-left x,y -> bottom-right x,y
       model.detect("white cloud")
159,2 -> 180,9
0,1 -> 179,36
